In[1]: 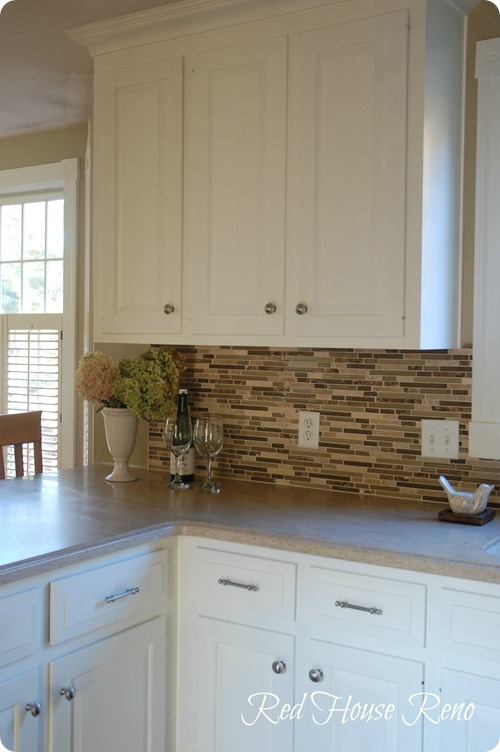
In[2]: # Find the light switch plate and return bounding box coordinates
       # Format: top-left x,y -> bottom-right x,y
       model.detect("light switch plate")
421,419 -> 460,459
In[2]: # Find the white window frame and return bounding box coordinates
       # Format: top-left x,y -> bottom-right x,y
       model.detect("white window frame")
0,158 -> 79,468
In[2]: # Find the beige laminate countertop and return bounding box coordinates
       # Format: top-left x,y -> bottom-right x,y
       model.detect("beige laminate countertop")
1,464 -> 500,585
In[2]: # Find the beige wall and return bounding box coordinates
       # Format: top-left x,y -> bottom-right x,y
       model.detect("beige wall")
0,124 -> 88,171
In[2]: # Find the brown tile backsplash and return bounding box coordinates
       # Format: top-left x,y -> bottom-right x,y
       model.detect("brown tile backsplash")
149,346 -> 500,504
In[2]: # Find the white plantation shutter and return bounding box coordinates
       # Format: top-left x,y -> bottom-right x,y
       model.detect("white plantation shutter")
4,313 -> 61,475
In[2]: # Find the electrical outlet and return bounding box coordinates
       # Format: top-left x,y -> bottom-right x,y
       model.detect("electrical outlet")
298,411 -> 320,449
421,419 -> 460,459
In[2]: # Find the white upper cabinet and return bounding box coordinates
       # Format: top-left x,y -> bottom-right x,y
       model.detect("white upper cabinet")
184,37 -> 287,336
287,12 -> 408,341
72,0 -> 469,348
92,55 -> 184,338
470,37 -> 500,459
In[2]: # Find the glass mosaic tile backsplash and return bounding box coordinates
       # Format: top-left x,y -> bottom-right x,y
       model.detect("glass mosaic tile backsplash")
149,346 -> 500,504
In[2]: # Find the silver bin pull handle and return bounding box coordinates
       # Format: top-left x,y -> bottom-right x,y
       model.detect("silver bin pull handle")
218,578 -> 258,592
335,600 -> 383,616
105,586 -> 140,604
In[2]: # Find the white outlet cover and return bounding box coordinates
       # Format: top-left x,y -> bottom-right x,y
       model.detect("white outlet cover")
298,411 -> 320,449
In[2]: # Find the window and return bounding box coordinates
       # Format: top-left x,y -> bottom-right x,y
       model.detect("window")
0,160 -> 79,474
0,196 -> 64,314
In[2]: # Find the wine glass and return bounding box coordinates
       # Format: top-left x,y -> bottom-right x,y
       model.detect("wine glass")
163,414 -> 193,489
193,415 -> 224,493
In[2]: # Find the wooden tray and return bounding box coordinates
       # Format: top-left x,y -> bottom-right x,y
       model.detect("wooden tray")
438,507 -> 496,525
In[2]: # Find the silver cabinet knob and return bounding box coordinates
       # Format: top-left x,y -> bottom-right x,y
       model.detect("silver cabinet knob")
26,701 -> 43,716
60,686 -> 77,701
265,303 -> 277,314
308,668 -> 324,683
163,304 -> 175,314
295,303 -> 308,315
272,660 -> 287,674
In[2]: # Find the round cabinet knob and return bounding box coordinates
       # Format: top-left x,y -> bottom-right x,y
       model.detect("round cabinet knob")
60,686 -> 77,701
163,304 -> 175,315
25,701 -> 43,717
265,303 -> 277,315
308,668 -> 324,683
272,660 -> 287,675
295,303 -> 308,315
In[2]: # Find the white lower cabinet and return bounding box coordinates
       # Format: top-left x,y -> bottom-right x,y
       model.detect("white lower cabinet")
177,538 -> 425,752
436,584 -> 500,752
298,640 -> 423,751
190,622 -> 423,752
177,537 -> 500,752
0,669 -> 42,751
0,543 -> 169,752
2,534 -> 500,752
0,585 -> 44,751
194,618 -> 295,752
438,669 -> 500,752
50,618 -> 165,752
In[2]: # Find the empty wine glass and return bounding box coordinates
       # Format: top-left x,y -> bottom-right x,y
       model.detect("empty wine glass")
163,414 -> 193,490
193,415 -> 224,493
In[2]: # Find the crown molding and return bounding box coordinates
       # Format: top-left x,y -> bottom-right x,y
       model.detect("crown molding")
67,0 -> 335,55
68,0 -> 480,57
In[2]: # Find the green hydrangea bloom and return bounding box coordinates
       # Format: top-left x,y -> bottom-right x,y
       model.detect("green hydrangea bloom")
113,347 -> 184,421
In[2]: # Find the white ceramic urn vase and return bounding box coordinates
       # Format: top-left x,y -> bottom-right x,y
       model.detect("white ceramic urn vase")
101,407 -> 139,482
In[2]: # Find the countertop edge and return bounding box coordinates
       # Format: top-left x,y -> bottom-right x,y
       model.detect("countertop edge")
2,517 -> 499,587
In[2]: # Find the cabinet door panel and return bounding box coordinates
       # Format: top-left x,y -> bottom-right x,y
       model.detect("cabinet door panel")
185,38 -> 287,335
439,668 -> 500,752
301,639 -> 423,752
288,12 -> 408,339
94,57 -> 183,337
50,618 -> 165,752
0,588 -> 41,668
192,616 -> 295,752
0,670 -> 41,752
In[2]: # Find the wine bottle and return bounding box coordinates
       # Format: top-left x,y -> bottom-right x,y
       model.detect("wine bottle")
170,389 -> 195,483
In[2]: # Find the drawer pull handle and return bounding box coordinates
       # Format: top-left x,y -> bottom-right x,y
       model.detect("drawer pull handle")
335,600 -> 383,616
26,701 -> 43,717
218,578 -> 258,592
105,586 -> 140,603
309,668 -> 324,683
272,661 -> 287,674
60,686 -> 77,701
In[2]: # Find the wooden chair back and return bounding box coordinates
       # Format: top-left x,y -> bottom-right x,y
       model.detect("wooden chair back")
0,411 -> 43,480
